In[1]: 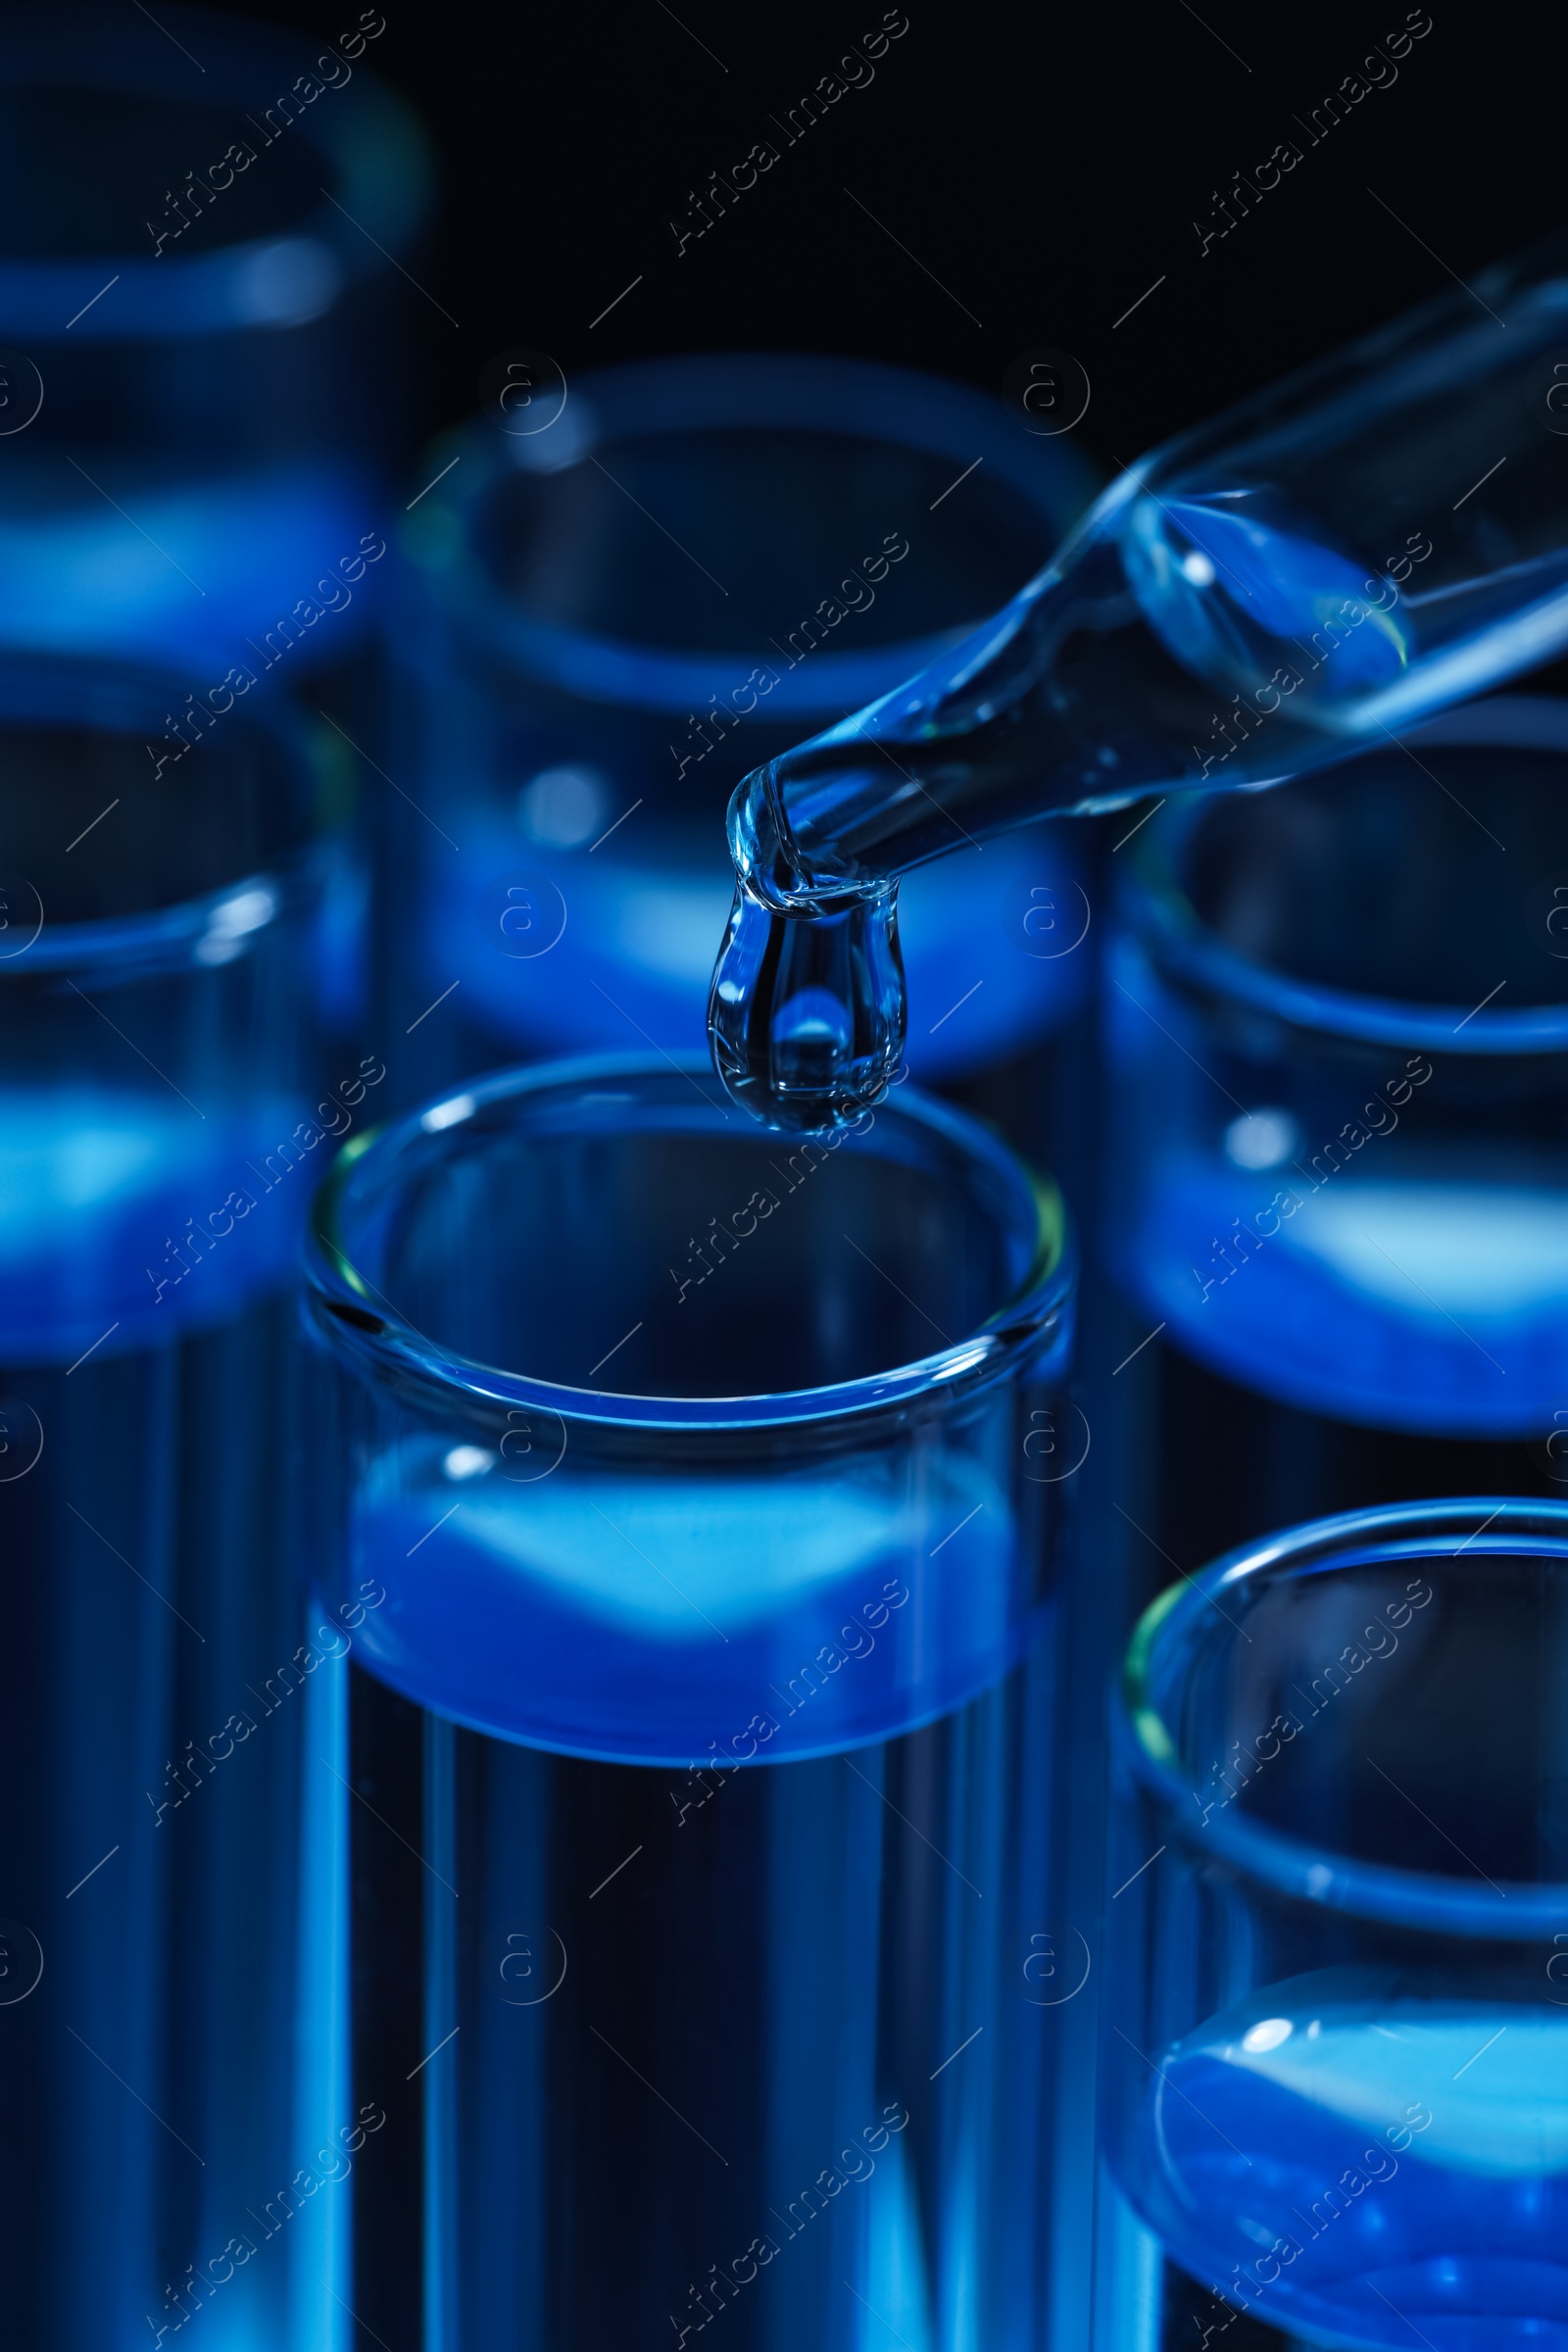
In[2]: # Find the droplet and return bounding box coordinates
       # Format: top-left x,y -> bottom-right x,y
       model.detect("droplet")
708,880 -> 905,1131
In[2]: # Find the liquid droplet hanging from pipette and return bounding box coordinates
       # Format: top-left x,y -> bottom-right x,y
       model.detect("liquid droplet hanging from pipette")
708,878 -> 904,1133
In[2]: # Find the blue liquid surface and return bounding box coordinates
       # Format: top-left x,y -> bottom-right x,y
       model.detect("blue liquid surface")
0,1087 -> 315,1363
1124,1152 -> 1568,1434
0,459 -> 377,665
350,1441 -> 1019,1764
1128,1973 -> 1568,2349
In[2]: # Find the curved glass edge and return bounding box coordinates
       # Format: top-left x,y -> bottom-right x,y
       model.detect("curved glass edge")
0,10 -> 433,339
1114,1495 -> 1568,1936
0,666 -> 333,979
1119,695 -> 1568,1055
303,1052 -> 1074,1433
399,351 -> 1100,716
406,603 -> 1003,724
1,855 -> 325,984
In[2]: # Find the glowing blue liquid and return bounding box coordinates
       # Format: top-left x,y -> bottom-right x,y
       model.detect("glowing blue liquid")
433,807 -> 1086,1082
1126,1152 -> 1568,1434
0,1087 -> 315,1363
349,1442 -> 1019,1764
1128,1978 -> 1568,2348
0,459 -> 376,665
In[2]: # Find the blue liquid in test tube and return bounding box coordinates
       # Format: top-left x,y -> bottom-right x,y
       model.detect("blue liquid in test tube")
304,1056 -> 1082,2352
386,353 -> 1097,1104
0,658 -> 362,2350
1106,697 -> 1568,1439
1103,1499 -> 1568,2352
1095,695 -> 1568,2352
0,5 -> 431,672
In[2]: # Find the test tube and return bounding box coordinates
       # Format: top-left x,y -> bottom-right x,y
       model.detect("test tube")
303,1054 -> 1080,2352
1092,693 -> 1568,2347
1106,692 -> 1568,1471
1102,1495 -> 1568,2352
0,655 -> 363,2348
385,352 -> 1096,1103
0,3 -> 431,669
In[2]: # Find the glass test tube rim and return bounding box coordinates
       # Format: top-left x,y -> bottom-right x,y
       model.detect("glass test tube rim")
0,2 -> 433,342
1112,1493 -> 1568,1939
0,655 -> 328,979
401,347 -> 1099,720
304,1049 -> 1073,1436
1118,693 -> 1568,1057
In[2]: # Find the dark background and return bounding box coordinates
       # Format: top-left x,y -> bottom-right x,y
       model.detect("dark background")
217,0 -> 1564,479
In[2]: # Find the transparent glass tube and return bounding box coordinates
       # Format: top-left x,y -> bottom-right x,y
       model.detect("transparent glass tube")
303,1054 -> 1080,2351
710,228 -> 1568,1130
0,3 -> 431,668
0,655 -> 362,2350
387,351 -> 1096,1102
1105,693 -> 1568,1438
725,227 -> 1568,908
1103,1495 -> 1568,2352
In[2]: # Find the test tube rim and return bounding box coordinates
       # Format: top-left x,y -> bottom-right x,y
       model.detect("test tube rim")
1112,1493 -> 1568,1939
0,654 -> 329,980
399,348 -> 1098,719
1118,694 -> 1568,1056
0,3 -> 434,342
303,1050 -> 1073,1435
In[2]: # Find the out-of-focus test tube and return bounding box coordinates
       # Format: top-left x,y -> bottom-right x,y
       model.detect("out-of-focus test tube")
1096,691 -> 1568,2350
1103,1497 -> 1568,2352
0,656 -> 364,2349
0,2 -> 431,671
1107,695 -> 1568,1440
386,353 -> 1097,1103
303,1054 -> 1081,2351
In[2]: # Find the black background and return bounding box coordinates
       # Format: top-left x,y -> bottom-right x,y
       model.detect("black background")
219,0 -> 1566,478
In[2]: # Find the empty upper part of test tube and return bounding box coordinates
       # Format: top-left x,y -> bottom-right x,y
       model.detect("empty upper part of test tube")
724,226 -> 1568,911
